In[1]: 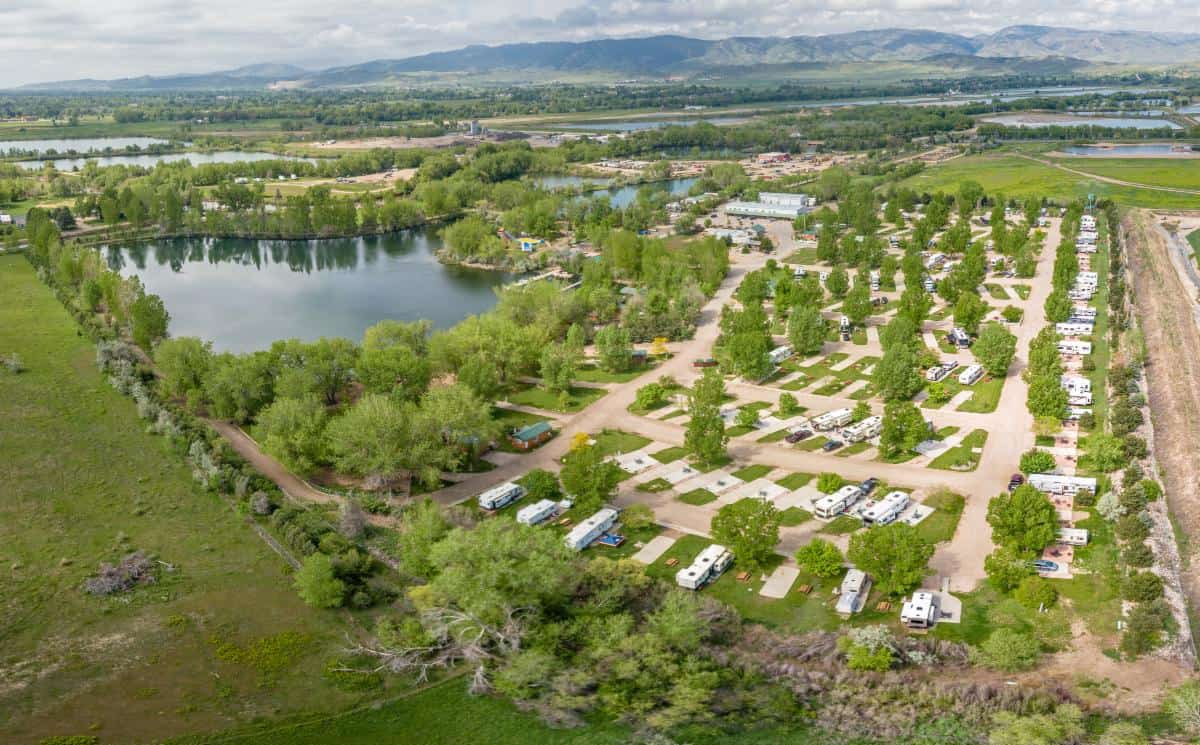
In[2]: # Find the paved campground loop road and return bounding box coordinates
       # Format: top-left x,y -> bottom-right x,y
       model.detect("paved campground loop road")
212,217 -> 1063,593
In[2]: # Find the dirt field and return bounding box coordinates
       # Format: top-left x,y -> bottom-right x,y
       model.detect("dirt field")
1124,210 -> 1200,635
310,135 -> 471,150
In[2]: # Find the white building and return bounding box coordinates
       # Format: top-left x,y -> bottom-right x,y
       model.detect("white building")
900,590 -> 940,629
726,201 -> 807,220
835,569 -> 871,616
675,544 -> 734,590
758,192 -> 816,208
477,482 -> 525,511
564,508 -> 619,551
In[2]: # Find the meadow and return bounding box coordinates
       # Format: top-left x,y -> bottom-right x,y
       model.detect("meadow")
0,255 -> 371,744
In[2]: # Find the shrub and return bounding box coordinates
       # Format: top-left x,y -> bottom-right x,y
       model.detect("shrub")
1123,543 -> 1154,568
1165,680 -> 1200,737
250,491 -> 274,515
973,628 -> 1041,671
816,472 -> 845,494
1122,435 -> 1148,459
1124,571 -> 1164,603
1139,479 -> 1162,502
1096,492 -> 1125,522
1115,514 -> 1150,542
621,503 -> 656,531
1018,448 -> 1056,475
293,553 -> 346,609
1013,576 -> 1057,609
1097,722 -> 1149,745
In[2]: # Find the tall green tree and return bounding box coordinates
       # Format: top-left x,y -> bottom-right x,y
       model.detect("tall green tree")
974,322 -> 1017,377
711,499 -> 782,570
847,523 -> 932,596
987,484 -> 1058,554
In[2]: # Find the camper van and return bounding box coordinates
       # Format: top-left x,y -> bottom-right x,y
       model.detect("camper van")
1028,473 -> 1097,495
839,316 -> 851,341
861,491 -> 910,527
477,482 -> 526,511
1061,376 -> 1092,396
925,361 -> 958,382
564,508 -> 619,551
835,569 -> 871,616
922,276 -> 935,292
516,499 -> 558,526
1057,340 -> 1092,356
949,327 -> 971,348
869,270 -> 880,291
1070,306 -> 1097,320
811,407 -> 854,431
675,544 -> 734,590
1056,322 -> 1094,337
769,345 -> 794,366
1068,289 -> 1094,301
924,252 -> 946,270
842,415 -> 882,443
958,364 -> 984,386
1057,527 -> 1089,546
793,266 -> 807,279
814,485 -> 863,519
900,591 -> 940,629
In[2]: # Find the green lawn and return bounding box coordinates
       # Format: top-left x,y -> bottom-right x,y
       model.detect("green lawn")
1012,284 -> 1032,300
915,490 -> 966,544
637,478 -> 672,493
795,435 -> 828,451
1188,228 -> 1200,260
508,384 -> 606,413
0,256 -> 366,743
955,376 -> 1005,414
983,283 -> 1010,300
651,445 -> 688,463
820,515 -> 862,535
756,427 -> 791,443
775,472 -> 814,489
591,428 -> 652,457
731,464 -> 773,482
1055,157 -> 1200,191
678,488 -> 718,506
928,429 -> 989,471
835,441 -> 871,457
779,507 -> 813,527
898,152 -> 1200,210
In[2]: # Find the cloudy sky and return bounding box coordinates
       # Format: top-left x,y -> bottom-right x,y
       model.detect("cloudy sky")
0,0 -> 1194,86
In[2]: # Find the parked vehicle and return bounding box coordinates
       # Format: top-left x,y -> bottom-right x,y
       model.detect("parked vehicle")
786,429 -> 813,443
1008,473 -> 1024,492
692,357 -> 718,368
1031,559 -> 1059,572
675,544 -> 734,590
859,477 -> 879,495
822,439 -> 844,452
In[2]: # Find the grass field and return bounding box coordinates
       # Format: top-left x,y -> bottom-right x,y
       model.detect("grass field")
1053,157 -> 1200,191
0,256 -> 367,744
898,153 -> 1200,210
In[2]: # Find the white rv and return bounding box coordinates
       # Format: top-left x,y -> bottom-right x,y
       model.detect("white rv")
477,482 -> 526,511
769,345 -> 794,365
861,491 -> 910,527
1056,322 -> 1094,337
1070,306 -> 1097,320
564,508 -> 619,551
1068,289 -> 1094,301
835,569 -> 871,616
1057,340 -> 1092,356
1081,215 -> 1096,231
900,591 -> 940,629
958,364 -> 984,386
811,407 -> 854,431
1057,527 -> 1090,546
814,485 -> 863,519
1028,473 -> 1097,495
1060,376 -> 1092,397
925,361 -> 958,382
842,415 -> 882,443
675,544 -> 734,590
924,252 -> 946,270
1066,407 -> 1093,421
516,499 -> 558,526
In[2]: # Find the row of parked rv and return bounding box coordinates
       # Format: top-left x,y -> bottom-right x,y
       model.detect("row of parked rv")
477,481 -> 625,552
925,360 -> 984,386
782,409 -> 884,451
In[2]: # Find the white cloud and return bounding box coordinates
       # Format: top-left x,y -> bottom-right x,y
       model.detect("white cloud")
0,0 -> 1198,86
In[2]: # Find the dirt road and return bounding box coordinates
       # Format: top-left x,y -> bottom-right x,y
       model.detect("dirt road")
1124,211 -> 1200,625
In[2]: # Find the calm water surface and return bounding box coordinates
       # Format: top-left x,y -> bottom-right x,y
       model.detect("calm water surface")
1060,144 -> 1197,157
103,227 -> 510,353
0,136 -> 168,155
982,114 -> 1181,130
18,150 -> 314,171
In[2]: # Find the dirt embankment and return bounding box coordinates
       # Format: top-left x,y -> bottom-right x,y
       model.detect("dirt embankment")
1124,210 -> 1200,633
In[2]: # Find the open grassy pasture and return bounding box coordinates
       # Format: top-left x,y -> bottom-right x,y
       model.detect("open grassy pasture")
898,153 -> 1200,210
0,256 -> 367,744
1053,157 -> 1200,191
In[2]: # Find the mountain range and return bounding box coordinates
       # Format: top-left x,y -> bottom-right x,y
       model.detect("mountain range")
19,26 -> 1200,91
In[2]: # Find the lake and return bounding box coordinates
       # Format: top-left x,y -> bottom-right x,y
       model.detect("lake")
1060,143 -> 1198,157
103,228 -> 510,353
18,150 -> 316,171
0,136 -> 168,155
537,176 -> 698,208
981,114 -> 1181,130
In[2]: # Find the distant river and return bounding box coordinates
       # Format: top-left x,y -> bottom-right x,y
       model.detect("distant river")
981,114 -> 1181,130
102,227 -> 510,353
17,150 -> 316,171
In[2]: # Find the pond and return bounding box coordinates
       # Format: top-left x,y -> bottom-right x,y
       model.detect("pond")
535,176 -> 699,208
980,114 -> 1181,130
1059,143 -> 1198,157
17,150 -> 316,171
102,227 -> 510,353
0,136 -> 168,155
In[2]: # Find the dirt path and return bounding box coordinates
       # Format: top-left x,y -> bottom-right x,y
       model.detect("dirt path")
1020,153 -> 1200,197
1124,210 -> 1200,628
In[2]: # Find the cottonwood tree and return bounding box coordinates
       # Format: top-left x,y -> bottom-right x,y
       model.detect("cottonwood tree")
294,553 -> 346,609
788,304 -> 826,356
974,322 -> 1017,377
986,484 -> 1058,554
795,538 -> 844,578
879,400 -> 928,459
711,499 -> 782,570
847,523 -> 932,596
872,343 -> 922,401
257,395 -> 328,475
685,370 -> 728,466
559,440 -> 622,515
154,336 -> 213,400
